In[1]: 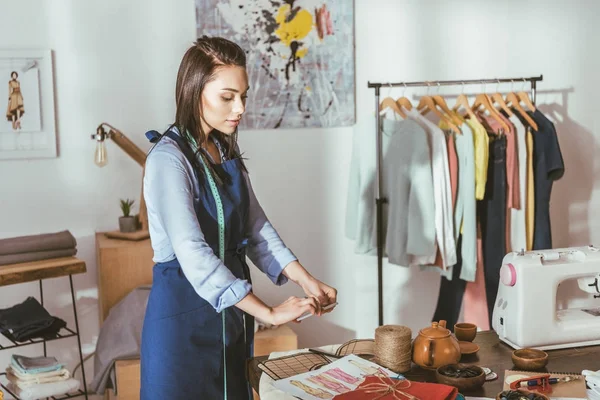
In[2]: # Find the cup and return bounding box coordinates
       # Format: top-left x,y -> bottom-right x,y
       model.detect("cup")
454,323 -> 477,342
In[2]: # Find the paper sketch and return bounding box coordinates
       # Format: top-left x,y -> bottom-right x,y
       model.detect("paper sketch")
273,354 -> 402,400
0,50 -> 56,160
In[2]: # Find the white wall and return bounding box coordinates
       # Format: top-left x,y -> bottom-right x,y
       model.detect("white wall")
1,0 -> 599,393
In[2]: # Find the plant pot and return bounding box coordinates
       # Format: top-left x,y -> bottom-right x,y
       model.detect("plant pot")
119,216 -> 137,233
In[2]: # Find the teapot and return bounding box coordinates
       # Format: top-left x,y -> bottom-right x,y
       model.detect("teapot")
412,320 -> 461,369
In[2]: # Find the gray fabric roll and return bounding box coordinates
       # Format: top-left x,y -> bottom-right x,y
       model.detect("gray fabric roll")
0,230 -> 76,256
0,248 -> 77,266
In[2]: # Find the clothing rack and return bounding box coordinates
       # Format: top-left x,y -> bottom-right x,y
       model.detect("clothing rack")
367,74 -> 543,326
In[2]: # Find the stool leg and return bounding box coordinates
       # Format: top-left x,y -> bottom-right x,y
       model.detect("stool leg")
39,279 -> 47,357
69,274 -> 88,399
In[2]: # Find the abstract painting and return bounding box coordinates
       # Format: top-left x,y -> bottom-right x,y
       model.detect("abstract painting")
196,0 -> 355,129
0,49 -> 56,160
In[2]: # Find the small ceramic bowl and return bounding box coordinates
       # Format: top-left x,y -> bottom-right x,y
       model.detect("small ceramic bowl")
511,348 -> 548,371
436,363 -> 486,392
496,388 -> 550,400
454,323 -> 477,342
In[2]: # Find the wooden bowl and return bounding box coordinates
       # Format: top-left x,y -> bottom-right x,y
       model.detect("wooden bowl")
435,363 -> 486,392
454,323 -> 477,342
511,348 -> 548,371
496,388 -> 550,400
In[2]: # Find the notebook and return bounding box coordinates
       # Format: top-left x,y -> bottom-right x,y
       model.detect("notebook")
503,369 -> 587,399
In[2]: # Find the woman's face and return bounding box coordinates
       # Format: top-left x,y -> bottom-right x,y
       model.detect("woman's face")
11,72 -> 17,80
200,65 -> 248,135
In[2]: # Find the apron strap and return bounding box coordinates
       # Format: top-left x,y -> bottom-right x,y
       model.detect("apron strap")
163,129 -> 229,399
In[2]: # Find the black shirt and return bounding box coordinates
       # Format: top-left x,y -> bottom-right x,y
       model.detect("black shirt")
528,110 -> 565,250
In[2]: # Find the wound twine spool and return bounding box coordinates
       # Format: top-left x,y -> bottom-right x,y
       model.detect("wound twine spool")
374,325 -> 412,373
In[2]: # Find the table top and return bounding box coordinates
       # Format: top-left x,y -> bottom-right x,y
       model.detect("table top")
0,256 -> 86,286
247,330 -> 600,398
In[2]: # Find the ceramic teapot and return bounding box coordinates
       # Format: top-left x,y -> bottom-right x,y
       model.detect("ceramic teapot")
412,320 -> 461,369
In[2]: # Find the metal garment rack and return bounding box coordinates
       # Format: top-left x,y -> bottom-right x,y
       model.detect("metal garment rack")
366,75 -> 543,326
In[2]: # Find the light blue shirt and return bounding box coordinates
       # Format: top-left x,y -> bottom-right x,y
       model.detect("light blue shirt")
143,128 -> 297,312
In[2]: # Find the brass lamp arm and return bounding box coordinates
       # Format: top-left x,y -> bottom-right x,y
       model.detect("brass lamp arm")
92,122 -> 147,166
91,122 -> 149,231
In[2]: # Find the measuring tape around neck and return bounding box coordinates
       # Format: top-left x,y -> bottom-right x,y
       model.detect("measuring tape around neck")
186,131 -> 228,399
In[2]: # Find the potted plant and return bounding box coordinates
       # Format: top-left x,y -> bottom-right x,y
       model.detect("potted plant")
119,198 -> 137,233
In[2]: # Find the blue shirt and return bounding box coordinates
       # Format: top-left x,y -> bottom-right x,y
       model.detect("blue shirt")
143,128 -> 297,312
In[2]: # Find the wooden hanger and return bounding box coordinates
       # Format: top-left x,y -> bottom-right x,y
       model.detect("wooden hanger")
471,83 -> 510,132
506,91 -> 538,131
379,84 -> 406,118
452,83 -> 478,121
490,80 -> 513,117
517,78 -> 536,112
395,82 -> 413,113
429,82 -> 462,125
379,96 -> 407,118
418,92 -> 461,134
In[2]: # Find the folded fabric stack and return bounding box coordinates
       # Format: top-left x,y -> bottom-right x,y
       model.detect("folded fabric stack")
5,355 -> 80,400
0,297 -> 66,342
0,230 -> 77,266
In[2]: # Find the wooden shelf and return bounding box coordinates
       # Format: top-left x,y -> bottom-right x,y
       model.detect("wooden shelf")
0,256 -> 86,287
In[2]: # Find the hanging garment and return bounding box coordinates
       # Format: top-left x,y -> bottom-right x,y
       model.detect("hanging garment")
526,127 -> 535,251
479,135 -> 508,327
462,225 -> 490,331
464,118 -> 489,201
432,235 -> 465,329
345,116 -> 436,266
478,114 -> 519,253
527,110 -> 565,250
447,133 -> 458,210
404,107 -> 456,269
441,118 -> 477,282
504,112 -> 528,252
140,128 -> 296,399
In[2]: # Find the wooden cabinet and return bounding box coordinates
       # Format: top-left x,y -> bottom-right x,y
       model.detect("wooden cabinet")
95,233 -> 153,323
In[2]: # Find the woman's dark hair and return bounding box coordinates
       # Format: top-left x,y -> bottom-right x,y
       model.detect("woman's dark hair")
174,36 -> 247,185
10,71 -> 18,79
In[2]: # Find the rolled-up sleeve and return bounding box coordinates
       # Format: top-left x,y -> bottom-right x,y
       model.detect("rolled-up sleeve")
243,172 -> 296,285
144,149 -> 251,312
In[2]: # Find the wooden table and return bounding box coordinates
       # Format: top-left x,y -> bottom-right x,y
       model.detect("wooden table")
247,330 -> 600,398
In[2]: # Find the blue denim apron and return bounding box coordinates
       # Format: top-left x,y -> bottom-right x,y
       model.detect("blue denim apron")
140,130 -> 254,399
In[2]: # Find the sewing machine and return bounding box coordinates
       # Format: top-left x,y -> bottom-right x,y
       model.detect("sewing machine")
492,246 -> 600,350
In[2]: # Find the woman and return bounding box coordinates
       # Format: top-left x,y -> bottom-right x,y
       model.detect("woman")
140,36 -> 337,399
6,71 -> 24,131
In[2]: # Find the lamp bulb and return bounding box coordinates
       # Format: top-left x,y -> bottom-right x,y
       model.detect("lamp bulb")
94,140 -> 108,167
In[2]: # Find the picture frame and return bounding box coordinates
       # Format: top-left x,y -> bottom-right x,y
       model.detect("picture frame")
0,49 -> 57,160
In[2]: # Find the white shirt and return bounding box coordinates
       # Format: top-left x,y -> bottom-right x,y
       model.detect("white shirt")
508,113 -> 528,252
345,115 -> 436,266
404,107 -> 457,269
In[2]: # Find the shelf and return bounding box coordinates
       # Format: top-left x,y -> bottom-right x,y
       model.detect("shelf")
0,326 -> 79,351
0,257 -> 86,287
0,372 -> 86,400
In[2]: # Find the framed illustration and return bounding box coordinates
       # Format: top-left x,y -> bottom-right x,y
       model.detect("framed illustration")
0,49 -> 56,160
195,0 -> 355,129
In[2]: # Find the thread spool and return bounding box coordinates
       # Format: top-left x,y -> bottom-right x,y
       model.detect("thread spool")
374,325 -> 412,373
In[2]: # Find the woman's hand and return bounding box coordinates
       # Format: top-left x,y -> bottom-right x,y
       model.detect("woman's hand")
300,277 -> 337,313
268,296 -> 321,325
